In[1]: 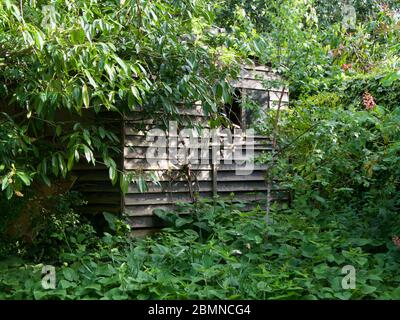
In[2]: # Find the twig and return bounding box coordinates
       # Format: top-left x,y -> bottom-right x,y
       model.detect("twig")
136,0 -> 142,38
19,0 -> 24,19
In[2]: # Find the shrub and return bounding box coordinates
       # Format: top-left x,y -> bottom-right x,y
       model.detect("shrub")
1,199 -> 400,300
0,190 -> 97,263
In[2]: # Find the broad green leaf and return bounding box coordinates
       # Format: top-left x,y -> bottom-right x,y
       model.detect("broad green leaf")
16,172 -> 31,186
82,84 -> 89,108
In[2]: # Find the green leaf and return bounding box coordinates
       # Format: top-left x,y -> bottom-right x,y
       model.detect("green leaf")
51,155 -> 59,176
99,127 -> 106,139
59,280 -> 75,289
67,151 -> 75,171
57,153 -> 66,177
361,285 -> 377,295
5,186 -> 13,199
41,173 -> 51,187
82,83 -> 89,108
56,125 -> 62,137
109,166 -> 117,185
84,70 -> 98,89
1,176 -> 9,191
131,86 -> 142,105
16,172 -> 31,186
63,268 -> 78,282
103,212 -> 117,231
119,173 -> 129,194
32,29 -> 45,50
104,64 -> 115,82
136,176 -> 147,192
83,145 -> 93,163
114,56 -> 128,75
83,129 -> 91,146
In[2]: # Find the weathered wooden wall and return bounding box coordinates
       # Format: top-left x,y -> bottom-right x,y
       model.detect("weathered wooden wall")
124,64 -> 289,233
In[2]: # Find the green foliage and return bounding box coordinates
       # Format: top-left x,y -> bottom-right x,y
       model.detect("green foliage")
258,94 -> 400,236
215,0 -> 400,99
1,199 -> 399,299
1,0 -> 399,301
0,0 -> 244,198
0,191 -> 97,262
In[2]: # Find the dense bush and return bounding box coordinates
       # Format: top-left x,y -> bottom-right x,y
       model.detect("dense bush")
1,199 -> 400,299
0,191 -> 97,262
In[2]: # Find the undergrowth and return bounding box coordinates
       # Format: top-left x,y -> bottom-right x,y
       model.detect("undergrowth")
1,197 -> 399,300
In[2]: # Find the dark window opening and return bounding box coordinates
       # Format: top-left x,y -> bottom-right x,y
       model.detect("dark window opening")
224,89 -> 242,130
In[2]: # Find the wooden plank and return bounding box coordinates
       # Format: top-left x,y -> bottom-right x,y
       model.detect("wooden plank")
124,137 -> 269,149
75,166 -> 272,183
124,146 -> 170,159
217,170 -> 266,181
125,204 -> 178,216
124,192 -> 213,205
240,69 -> 280,81
269,100 -> 289,109
124,123 -> 211,134
125,136 -> 272,148
124,151 -> 269,163
125,135 -> 168,147
124,127 -> 271,139
124,160 -> 190,170
211,180 -> 282,192
124,147 -> 270,160
124,146 -> 153,158
124,146 -> 272,160
123,160 -> 269,171
216,191 -> 289,202
243,65 -> 273,72
124,189 -> 286,206
133,170 -> 213,182
269,91 -> 290,102
233,79 -> 288,95
75,173 -> 280,193
127,180 -> 283,195
124,133 -> 272,142
127,181 -> 213,194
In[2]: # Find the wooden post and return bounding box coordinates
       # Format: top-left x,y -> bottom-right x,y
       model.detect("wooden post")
212,163 -> 217,198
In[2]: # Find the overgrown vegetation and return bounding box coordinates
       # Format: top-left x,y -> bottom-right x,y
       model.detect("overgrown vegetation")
1,199 -> 400,299
1,0 -> 399,300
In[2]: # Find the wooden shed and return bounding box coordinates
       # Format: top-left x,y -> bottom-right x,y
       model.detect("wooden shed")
72,63 -> 289,234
